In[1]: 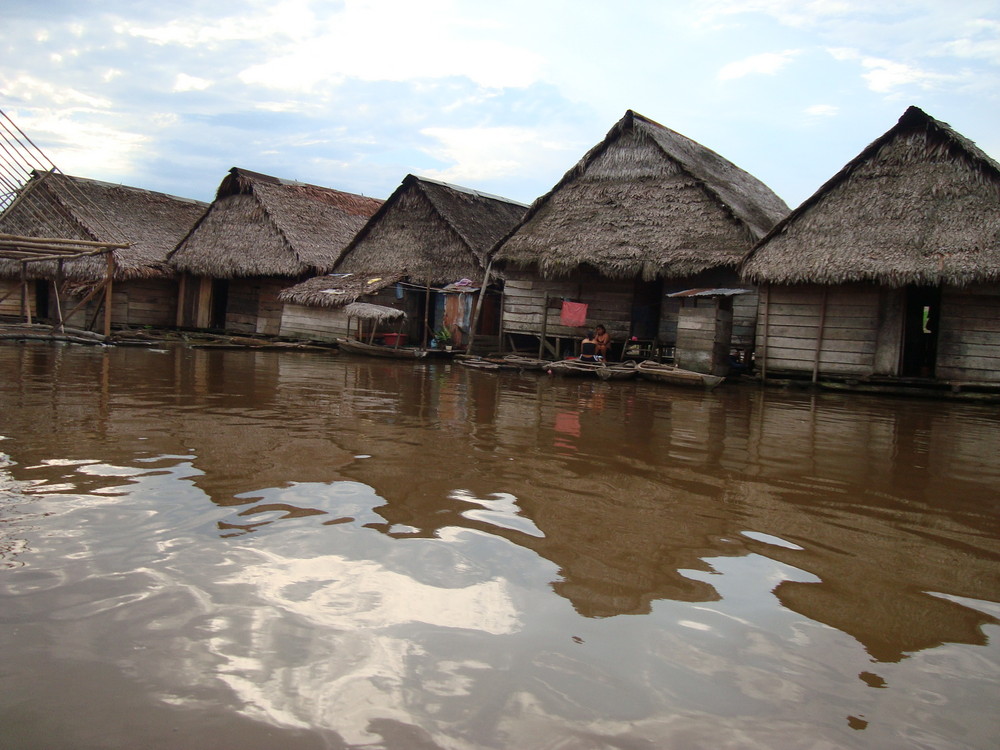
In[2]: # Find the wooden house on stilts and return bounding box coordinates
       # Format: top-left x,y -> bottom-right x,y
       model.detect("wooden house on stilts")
741,106 -> 1000,392
0,172 -> 207,332
490,110 -> 789,369
281,174 -> 527,348
167,168 -> 382,336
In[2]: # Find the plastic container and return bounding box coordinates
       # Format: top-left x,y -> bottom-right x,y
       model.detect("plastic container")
381,333 -> 407,346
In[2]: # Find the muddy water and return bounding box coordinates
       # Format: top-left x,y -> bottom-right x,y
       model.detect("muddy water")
1,343 -> 998,749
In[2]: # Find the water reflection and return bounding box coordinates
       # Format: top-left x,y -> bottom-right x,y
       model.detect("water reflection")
2,343 -> 1000,746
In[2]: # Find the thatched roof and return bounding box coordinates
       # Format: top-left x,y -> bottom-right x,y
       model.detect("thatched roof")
168,168 -> 383,278
343,302 -> 406,321
0,171 -> 208,281
278,272 -> 405,308
492,110 -> 789,281
333,174 -> 528,284
741,106 -> 1000,287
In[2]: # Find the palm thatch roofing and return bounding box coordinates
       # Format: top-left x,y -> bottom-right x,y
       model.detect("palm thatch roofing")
332,174 -> 528,285
168,168 -> 383,279
0,171 -> 208,281
741,106 -> 1000,287
278,272 -> 405,308
343,302 -> 406,321
492,110 -> 789,281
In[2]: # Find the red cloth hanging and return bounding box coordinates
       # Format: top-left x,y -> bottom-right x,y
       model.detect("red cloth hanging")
560,300 -> 588,327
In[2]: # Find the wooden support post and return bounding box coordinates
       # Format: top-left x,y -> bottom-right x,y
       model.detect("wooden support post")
53,259 -> 65,332
538,292 -> 548,359
103,252 -> 114,338
423,283 -> 431,348
176,274 -> 187,327
465,257 -> 493,355
812,286 -> 828,384
21,264 -> 32,325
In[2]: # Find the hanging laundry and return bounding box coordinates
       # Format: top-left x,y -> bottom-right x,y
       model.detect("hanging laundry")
560,300 -> 588,327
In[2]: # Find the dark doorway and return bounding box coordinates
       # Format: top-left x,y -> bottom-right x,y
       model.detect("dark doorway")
34,280 -> 50,319
210,279 -> 229,330
630,278 -> 663,340
901,286 -> 940,377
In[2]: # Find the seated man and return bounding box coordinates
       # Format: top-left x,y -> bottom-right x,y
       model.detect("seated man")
580,331 -> 599,362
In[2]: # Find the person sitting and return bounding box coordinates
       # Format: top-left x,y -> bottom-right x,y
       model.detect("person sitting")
594,324 -> 611,359
580,331 -> 599,362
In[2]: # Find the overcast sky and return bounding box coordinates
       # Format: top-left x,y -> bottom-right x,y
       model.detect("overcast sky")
2,0 -> 998,211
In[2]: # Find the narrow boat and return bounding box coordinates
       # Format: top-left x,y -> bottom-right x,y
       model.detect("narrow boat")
596,360 -> 638,380
636,360 -> 724,389
501,354 -> 550,371
456,356 -> 502,371
336,337 -> 430,359
547,358 -> 637,380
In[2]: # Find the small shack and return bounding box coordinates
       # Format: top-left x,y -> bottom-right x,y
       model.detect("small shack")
319,174 -> 528,349
741,106 -> 1000,390
168,168 -> 382,336
0,171 -> 207,331
491,110 -> 789,360
277,272 -> 405,343
668,288 -> 752,376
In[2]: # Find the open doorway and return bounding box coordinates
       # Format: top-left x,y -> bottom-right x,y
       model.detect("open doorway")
210,279 -> 229,330
901,286 -> 940,378
35,280 -> 50,319
630,278 -> 663,340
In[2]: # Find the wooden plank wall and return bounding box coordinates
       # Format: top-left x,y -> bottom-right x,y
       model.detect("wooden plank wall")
937,286 -> 1000,383
255,279 -> 286,336
113,279 -> 178,328
501,271 -> 634,347
226,280 -> 259,334
226,278 -> 286,336
0,279 -> 30,318
758,283 -> 881,376
731,291 -> 759,353
675,304 -> 732,375
279,305 -> 350,342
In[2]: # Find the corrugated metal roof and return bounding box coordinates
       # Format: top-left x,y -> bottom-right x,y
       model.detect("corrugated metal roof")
666,287 -> 752,298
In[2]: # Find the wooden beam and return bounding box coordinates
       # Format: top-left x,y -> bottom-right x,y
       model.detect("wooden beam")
103,251 -> 114,337
0,233 -> 129,249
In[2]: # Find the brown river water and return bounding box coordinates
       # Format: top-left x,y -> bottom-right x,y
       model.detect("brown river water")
1,343 -> 999,749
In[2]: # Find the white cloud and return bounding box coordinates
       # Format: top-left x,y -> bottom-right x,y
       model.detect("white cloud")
173,73 -> 212,92
0,74 -> 111,109
827,47 -> 960,93
805,104 -> 839,117
3,108 -> 149,177
717,50 -> 801,80
699,0 -> 860,29
418,125 -> 572,185
934,19 -> 1000,64
237,9 -> 545,94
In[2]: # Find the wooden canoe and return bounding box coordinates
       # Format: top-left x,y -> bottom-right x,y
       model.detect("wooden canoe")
636,360 -> 724,389
547,359 -> 637,380
337,337 -> 429,359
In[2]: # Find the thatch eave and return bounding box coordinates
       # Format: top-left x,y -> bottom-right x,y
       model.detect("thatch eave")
0,172 -> 207,282
279,272 -> 405,308
741,106 -> 1000,286
334,174 -> 524,286
490,110 -> 788,279
168,167 -> 381,279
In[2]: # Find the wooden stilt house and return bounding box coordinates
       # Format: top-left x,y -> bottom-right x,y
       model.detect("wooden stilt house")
167,168 -> 382,336
490,110 -> 789,366
288,174 -> 527,349
0,172 -> 207,330
741,106 -> 1000,390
